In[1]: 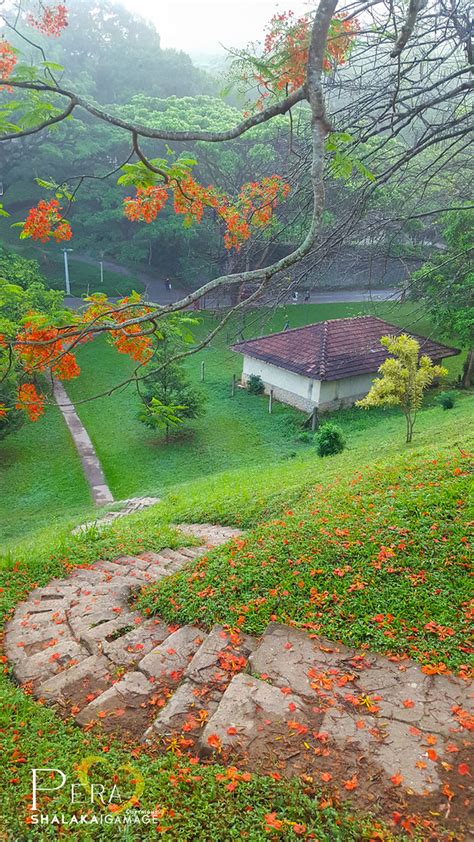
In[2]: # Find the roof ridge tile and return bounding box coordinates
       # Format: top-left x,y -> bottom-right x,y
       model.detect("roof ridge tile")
319,320 -> 329,378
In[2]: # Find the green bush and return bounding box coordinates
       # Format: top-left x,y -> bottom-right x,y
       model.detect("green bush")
316,422 -> 346,456
247,374 -> 265,395
436,391 -> 456,410
296,431 -> 313,443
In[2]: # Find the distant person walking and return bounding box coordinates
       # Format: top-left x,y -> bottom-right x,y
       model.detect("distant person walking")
304,291 -> 310,303
292,290 -> 299,303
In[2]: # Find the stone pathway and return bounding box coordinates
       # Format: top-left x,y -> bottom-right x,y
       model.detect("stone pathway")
72,496 -> 161,534
5,523 -> 473,834
54,380 -> 113,506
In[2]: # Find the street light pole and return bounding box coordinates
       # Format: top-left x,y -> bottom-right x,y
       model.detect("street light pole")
62,248 -> 72,296
100,260 -> 104,285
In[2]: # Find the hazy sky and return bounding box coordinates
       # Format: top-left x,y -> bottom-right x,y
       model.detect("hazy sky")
122,0 -> 311,55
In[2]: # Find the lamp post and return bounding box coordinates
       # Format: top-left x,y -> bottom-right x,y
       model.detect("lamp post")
62,248 -> 73,296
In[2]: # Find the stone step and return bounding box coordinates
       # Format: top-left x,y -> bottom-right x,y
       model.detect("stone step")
142,679 -> 222,745
149,549 -> 192,574
74,625 -> 203,738
175,523 -> 242,548
143,625 -> 257,742
184,625 -> 256,685
199,672 -> 309,761
12,638 -> 90,686
102,618 -> 171,666
137,625 -> 204,681
248,621 -> 374,702
78,612 -> 144,653
75,670 -> 157,737
37,654 -> 113,710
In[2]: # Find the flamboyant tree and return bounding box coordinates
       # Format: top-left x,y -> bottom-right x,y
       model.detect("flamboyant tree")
0,0 -> 472,425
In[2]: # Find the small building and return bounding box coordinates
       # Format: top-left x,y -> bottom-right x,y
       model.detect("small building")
232,316 -> 459,413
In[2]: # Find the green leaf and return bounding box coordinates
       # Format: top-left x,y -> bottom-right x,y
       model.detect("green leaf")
40,61 -> 65,72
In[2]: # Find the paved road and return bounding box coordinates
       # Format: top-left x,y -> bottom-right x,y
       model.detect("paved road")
71,253 -> 187,304
69,254 -> 400,308
65,286 -> 400,310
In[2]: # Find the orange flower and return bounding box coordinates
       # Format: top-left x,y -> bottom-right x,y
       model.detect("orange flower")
28,4 -> 68,37
15,383 -> 45,422
0,38 -> 17,81
264,812 -> 284,831
207,733 -> 222,751
22,200 -> 72,243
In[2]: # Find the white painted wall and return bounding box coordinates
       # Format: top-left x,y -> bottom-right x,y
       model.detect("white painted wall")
242,356 -> 320,411
319,372 -> 375,407
241,354 -> 377,412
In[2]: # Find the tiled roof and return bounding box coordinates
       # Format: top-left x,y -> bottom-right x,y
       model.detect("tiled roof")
232,316 -> 460,381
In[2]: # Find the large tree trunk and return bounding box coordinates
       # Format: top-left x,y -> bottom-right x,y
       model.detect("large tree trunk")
462,349 -> 473,388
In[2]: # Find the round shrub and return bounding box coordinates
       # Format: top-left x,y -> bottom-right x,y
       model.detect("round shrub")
436,391 -> 456,410
247,374 -> 265,395
316,422 -> 346,457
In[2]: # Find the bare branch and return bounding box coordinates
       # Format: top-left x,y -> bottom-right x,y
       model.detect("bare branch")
391,0 -> 428,57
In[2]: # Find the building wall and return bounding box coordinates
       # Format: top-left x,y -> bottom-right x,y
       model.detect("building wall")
242,356 -> 320,412
242,355 -> 377,413
318,372 -> 375,410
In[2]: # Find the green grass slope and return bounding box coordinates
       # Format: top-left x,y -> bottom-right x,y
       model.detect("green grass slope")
0,404 -> 92,546
64,301 -> 466,501
139,446 -> 472,676
0,393 -> 471,840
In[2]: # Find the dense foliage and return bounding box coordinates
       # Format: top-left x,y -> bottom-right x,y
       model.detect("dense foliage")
315,421 -> 345,456
139,330 -> 206,440
357,335 -> 447,443
0,261 -> 68,437
410,210 -> 474,387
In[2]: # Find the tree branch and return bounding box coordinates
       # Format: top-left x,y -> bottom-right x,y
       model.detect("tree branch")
391,0 -> 427,57
2,81 -> 307,143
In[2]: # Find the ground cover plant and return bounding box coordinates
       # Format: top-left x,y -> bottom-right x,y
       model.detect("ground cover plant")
138,448 -> 473,677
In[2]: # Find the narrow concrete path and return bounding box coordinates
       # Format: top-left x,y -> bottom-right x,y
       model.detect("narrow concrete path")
53,380 -> 114,506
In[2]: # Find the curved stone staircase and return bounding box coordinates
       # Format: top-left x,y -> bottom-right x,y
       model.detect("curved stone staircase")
4,523 -> 472,826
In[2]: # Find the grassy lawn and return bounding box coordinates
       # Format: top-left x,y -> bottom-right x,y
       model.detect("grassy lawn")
0,404 -> 92,548
65,334 -> 307,499
64,301 -> 466,502
1,301 -> 468,551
